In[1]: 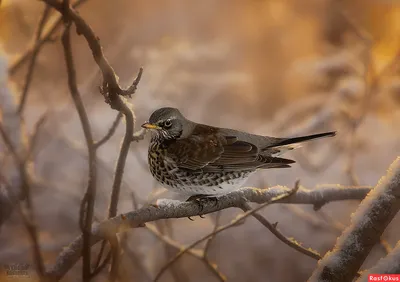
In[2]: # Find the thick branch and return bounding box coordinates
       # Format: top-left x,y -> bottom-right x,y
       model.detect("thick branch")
45,185 -> 370,280
357,241 -> 400,281
309,157 -> 400,282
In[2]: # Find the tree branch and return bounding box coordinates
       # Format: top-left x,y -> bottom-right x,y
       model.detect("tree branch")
309,157 -> 400,282
94,112 -> 122,149
61,20 -> 97,281
45,185 -> 370,280
18,4 -> 52,114
0,50 -> 27,226
8,0 -> 89,75
357,241 -> 400,282
41,0 -> 143,278
240,201 -> 321,260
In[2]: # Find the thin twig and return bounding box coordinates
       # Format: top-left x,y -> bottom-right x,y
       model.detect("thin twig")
340,10 -> 400,185
8,0 -> 89,75
240,202 -> 321,260
202,211 -> 226,281
18,4 -> 52,114
108,236 -> 120,282
94,112 -> 122,148
204,211 -> 222,255
42,0 -> 143,103
26,113 -> 48,161
156,219 -> 188,282
154,185 -> 299,281
61,19 -> 97,281
89,250 -> 112,279
43,1 -> 143,274
0,123 -> 46,279
119,232 -> 153,282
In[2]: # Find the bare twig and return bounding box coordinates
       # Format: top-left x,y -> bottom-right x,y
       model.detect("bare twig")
61,20 -> 97,281
309,157 -> 400,282
146,223 -> 204,258
156,219 -> 189,282
240,201 -> 321,260
94,112 -> 122,148
0,55 -> 26,226
204,211 -> 222,255
0,122 -> 46,278
42,0 -> 143,105
202,211 -> 226,281
108,235 -> 120,282
340,10 -> 399,186
89,250 -> 111,279
26,113 -> 48,161
8,0 -> 89,75
379,239 -> 393,255
119,232 -> 153,282
154,185 -> 299,281
42,0 -> 143,279
18,4 -> 52,114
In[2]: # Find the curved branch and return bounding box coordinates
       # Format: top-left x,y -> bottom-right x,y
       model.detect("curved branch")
45,185 -> 370,280
61,22 -> 97,280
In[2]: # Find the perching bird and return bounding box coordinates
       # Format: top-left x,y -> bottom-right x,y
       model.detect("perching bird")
141,107 -> 335,199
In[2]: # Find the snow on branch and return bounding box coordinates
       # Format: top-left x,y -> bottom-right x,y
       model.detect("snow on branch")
45,185 -> 370,280
309,157 -> 400,282
357,240 -> 400,281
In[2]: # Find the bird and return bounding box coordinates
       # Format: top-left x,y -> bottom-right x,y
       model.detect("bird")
141,107 -> 336,200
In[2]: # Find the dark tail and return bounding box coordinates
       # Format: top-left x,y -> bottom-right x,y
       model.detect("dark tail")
264,131 -> 336,149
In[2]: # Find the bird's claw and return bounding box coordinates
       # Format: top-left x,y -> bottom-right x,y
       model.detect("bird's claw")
185,195 -> 219,218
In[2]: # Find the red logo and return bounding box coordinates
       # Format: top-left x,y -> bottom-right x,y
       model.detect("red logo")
369,275 -> 400,281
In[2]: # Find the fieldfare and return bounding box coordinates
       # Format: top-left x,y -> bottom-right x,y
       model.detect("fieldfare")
142,107 -> 335,198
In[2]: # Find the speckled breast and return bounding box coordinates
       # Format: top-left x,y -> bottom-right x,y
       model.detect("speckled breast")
147,141 -> 253,195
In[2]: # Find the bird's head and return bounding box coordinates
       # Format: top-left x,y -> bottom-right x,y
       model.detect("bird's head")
141,107 -> 185,141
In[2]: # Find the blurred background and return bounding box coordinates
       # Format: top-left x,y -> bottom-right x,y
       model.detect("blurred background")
0,0 -> 400,281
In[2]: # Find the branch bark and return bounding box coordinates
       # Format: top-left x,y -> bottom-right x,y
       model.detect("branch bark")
45,185 -> 370,280
61,20 -> 97,281
357,241 -> 400,282
309,157 -> 400,282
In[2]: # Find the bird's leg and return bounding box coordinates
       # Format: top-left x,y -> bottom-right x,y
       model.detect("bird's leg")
186,194 -> 206,220
186,194 -> 218,220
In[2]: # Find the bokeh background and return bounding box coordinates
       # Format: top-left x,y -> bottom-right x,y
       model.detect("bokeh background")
1,0 -> 400,281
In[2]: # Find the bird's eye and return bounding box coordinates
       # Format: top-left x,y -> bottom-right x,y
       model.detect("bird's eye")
163,119 -> 172,128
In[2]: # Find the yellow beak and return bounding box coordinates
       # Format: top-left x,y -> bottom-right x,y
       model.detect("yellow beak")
141,122 -> 161,130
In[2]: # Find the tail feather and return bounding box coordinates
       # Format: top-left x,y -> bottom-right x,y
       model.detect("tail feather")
263,131 -> 336,150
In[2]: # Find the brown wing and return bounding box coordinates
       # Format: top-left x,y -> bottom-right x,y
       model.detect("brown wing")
165,125 -> 294,172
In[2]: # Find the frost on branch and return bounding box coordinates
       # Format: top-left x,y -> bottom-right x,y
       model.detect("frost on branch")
357,241 -> 400,281
309,157 -> 400,282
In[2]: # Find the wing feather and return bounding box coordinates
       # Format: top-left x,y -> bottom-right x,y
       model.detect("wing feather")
165,125 -> 295,172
